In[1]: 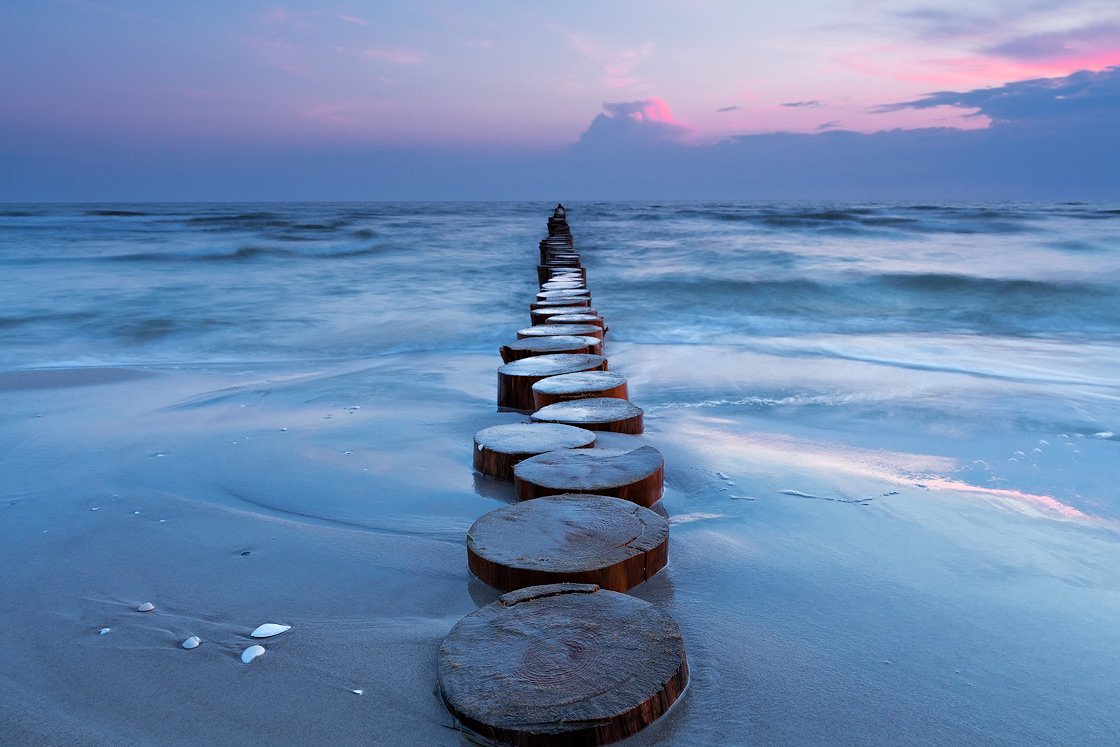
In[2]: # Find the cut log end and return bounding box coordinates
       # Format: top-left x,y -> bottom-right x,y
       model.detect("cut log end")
531,371 -> 629,409
473,424 -> 597,480
438,584 -> 688,746
531,397 -> 644,435
497,354 -> 608,412
517,324 -> 604,342
514,445 -> 665,507
467,493 -> 669,592
499,335 -> 602,363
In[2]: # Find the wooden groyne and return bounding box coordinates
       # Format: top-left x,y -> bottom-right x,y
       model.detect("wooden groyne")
437,206 -> 687,745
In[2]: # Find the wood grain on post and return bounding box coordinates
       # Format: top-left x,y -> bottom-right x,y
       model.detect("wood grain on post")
531,397 -> 644,435
467,494 -> 668,592
542,313 -> 605,329
473,424 -> 597,480
517,324 -> 603,342
531,298 -> 592,310
497,354 -> 608,412
500,335 -> 603,363
538,266 -> 585,284
540,279 -> 585,289
514,445 -> 664,507
531,371 -> 629,409
438,583 -> 688,747
530,306 -> 599,326
537,289 -> 591,300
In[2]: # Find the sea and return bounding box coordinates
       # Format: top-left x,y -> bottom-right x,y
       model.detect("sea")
2,201 -> 1119,744
2,201 -> 1117,515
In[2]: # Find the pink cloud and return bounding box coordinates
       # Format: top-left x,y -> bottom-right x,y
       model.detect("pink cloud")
606,97 -> 684,126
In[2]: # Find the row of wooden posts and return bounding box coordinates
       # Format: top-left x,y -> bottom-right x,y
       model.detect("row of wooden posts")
436,206 -> 689,746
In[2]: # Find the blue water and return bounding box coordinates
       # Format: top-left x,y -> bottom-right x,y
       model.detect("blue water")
3,203 -> 1118,363
2,201 -> 1117,512
2,201 -> 1119,745
3,202 -> 1118,360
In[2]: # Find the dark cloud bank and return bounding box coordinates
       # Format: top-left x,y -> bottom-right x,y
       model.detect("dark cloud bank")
3,67 -> 1118,201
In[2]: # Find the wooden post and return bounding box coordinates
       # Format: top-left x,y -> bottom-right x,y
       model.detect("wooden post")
438,583 -> 688,746
531,397 -> 644,434
466,494 -> 669,591
514,445 -> 664,507
499,335 -> 602,362
497,354 -> 608,412
473,423 -> 596,480
531,371 -> 629,409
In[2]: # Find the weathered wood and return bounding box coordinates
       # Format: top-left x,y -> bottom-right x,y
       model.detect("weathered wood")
517,323 -> 604,342
467,494 -> 669,592
498,354 -> 608,412
514,445 -> 664,506
537,289 -> 591,301
530,306 -> 599,326
531,397 -> 643,434
500,335 -> 602,363
542,313 -> 605,329
531,371 -> 629,409
438,583 -> 688,747
473,424 -> 596,480
531,298 -> 592,310
540,249 -> 581,265
538,266 -> 587,285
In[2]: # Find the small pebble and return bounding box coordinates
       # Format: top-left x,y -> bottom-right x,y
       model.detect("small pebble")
91,507 -> 101,511
250,623 -> 291,638
137,602 -> 155,612
241,644 -> 265,664
182,636 -> 201,649
280,427 -> 288,432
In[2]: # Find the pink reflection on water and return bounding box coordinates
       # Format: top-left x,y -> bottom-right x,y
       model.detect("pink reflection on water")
917,478 -> 1088,521
677,418 -> 1102,526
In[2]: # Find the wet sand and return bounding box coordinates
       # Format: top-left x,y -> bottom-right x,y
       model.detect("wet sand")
2,346 -> 1119,745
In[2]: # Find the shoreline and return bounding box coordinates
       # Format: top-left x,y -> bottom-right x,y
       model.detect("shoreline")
2,346 -> 1118,744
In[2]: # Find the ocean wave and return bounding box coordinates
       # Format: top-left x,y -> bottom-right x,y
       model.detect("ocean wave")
877,272 -> 1099,297
101,244 -> 385,262
85,209 -> 149,217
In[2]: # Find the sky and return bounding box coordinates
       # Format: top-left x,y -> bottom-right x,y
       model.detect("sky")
2,0 -> 1119,200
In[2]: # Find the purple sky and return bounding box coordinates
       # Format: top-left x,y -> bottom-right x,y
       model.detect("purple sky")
2,1 -> 1119,199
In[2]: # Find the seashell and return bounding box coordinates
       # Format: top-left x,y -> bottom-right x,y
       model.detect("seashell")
182,636 -> 201,649
99,627 -> 111,635
351,689 -> 364,695
137,602 -> 155,612
241,644 -> 265,663
250,623 -> 291,638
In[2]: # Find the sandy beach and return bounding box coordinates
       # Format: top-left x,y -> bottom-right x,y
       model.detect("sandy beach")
3,342 -> 1118,745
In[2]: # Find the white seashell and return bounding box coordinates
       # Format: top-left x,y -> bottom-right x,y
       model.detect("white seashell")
99,627 -> 111,635
137,602 -> 155,612
241,644 -> 265,664
351,689 -> 364,695
182,636 -> 201,649
250,623 -> 291,638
